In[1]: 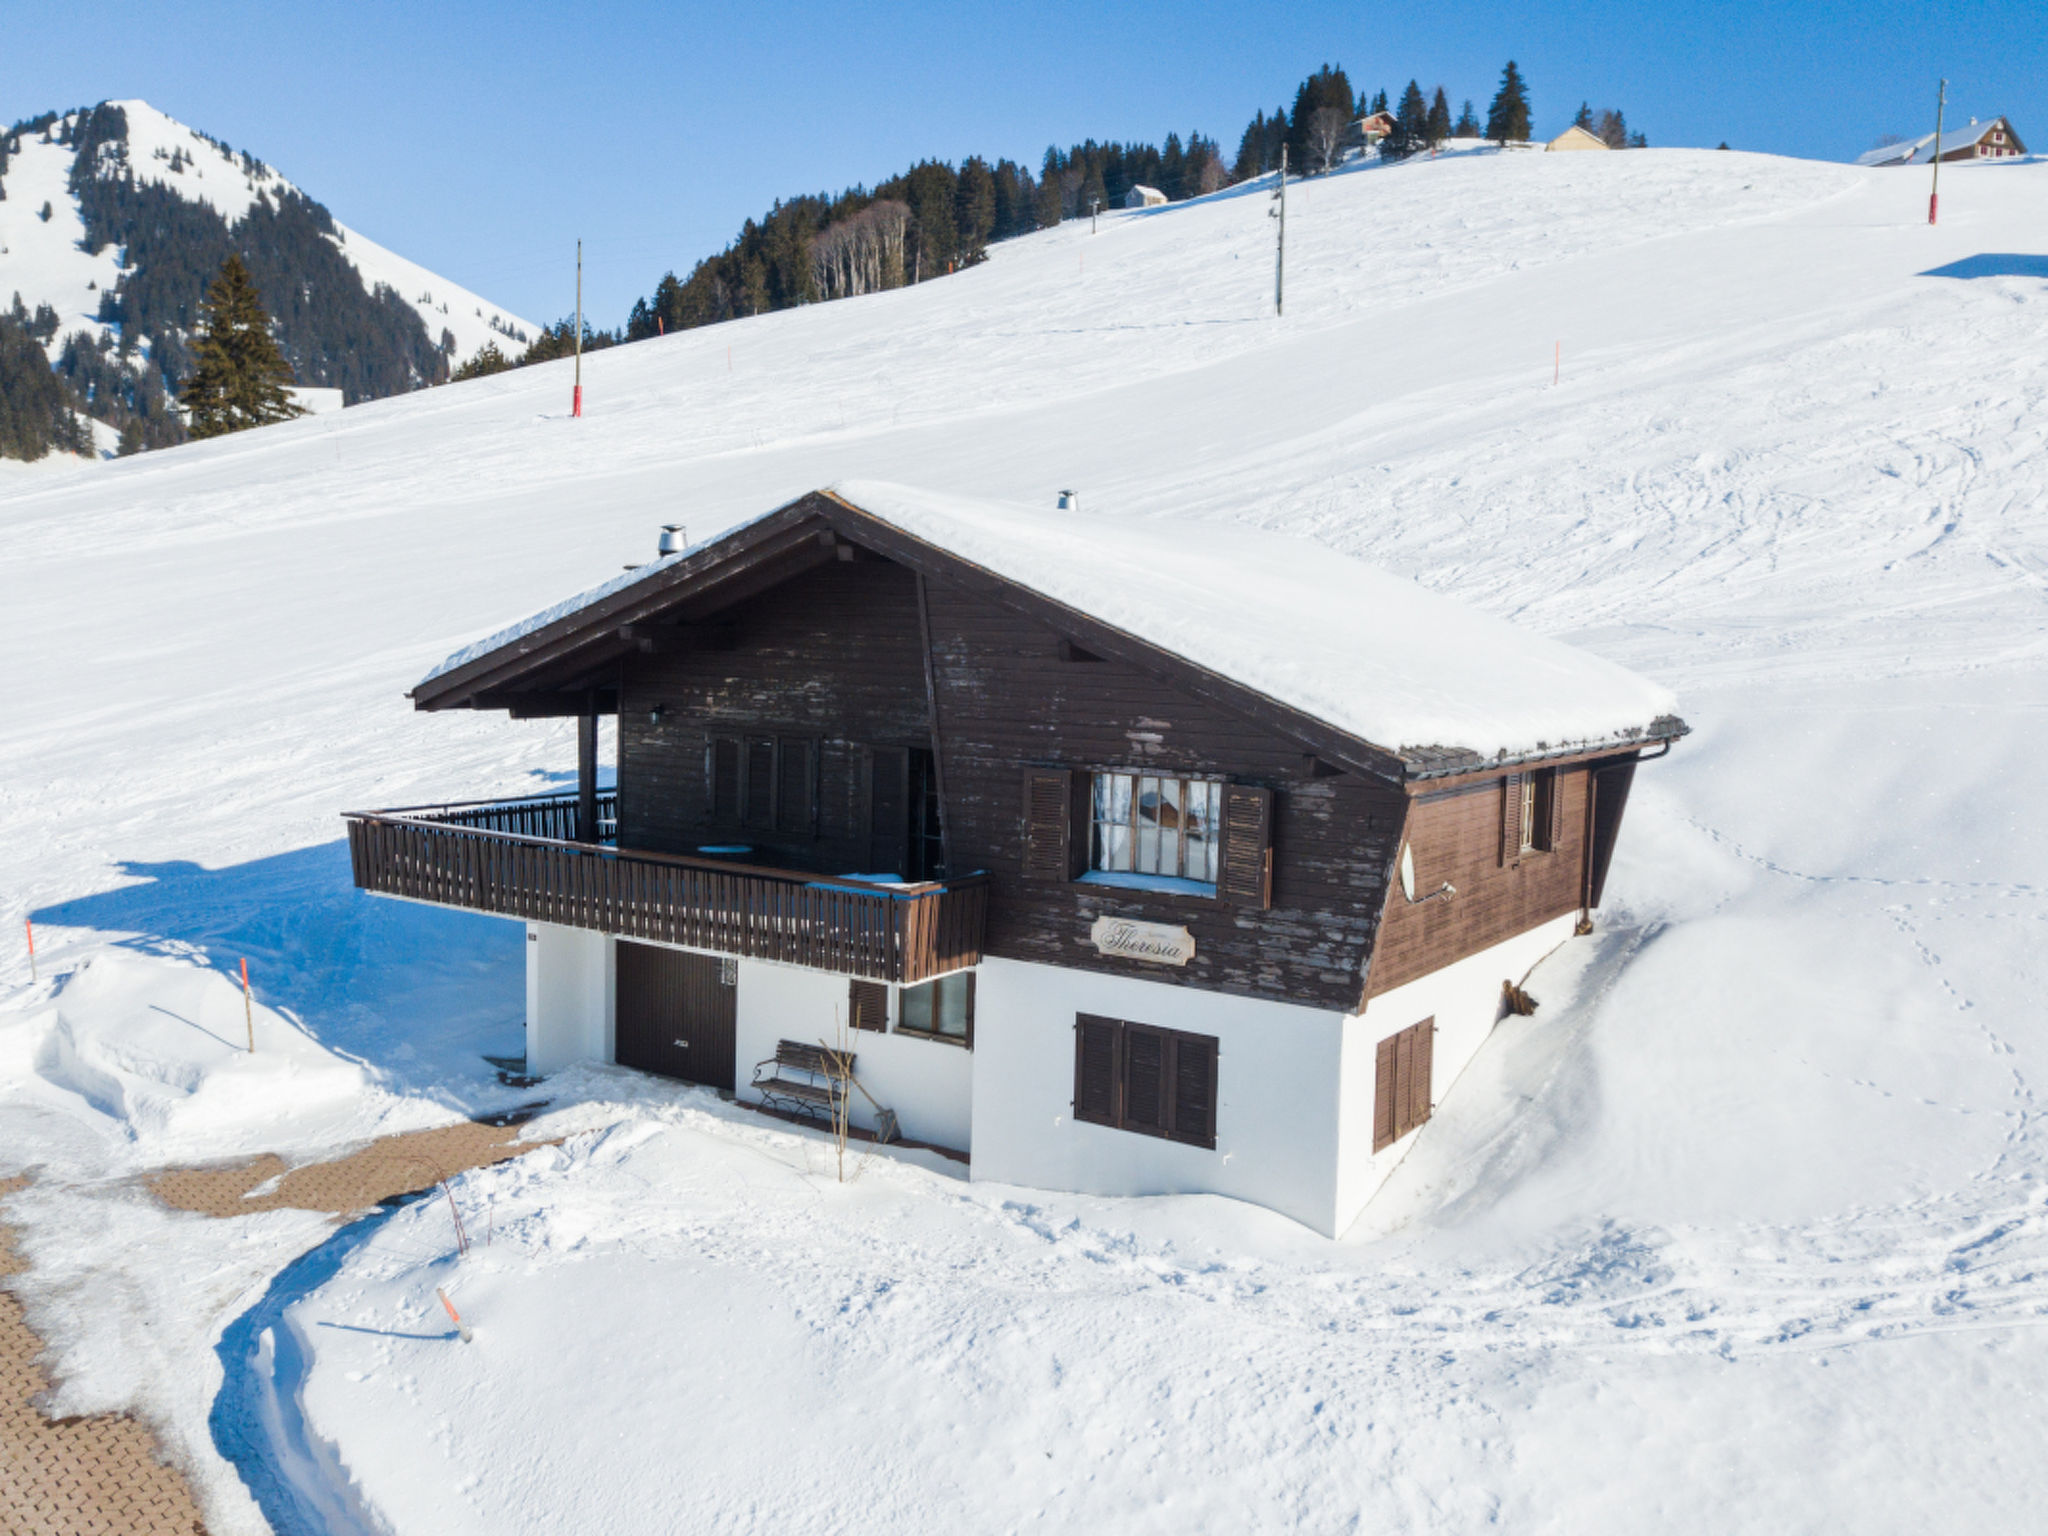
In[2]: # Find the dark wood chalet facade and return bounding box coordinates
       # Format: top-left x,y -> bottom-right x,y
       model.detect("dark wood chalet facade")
347,485 -> 1683,1234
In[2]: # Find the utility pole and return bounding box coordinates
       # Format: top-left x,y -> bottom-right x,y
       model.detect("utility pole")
1270,146 -> 1287,315
1928,79 -> 1947,226
573,238 -> 584,418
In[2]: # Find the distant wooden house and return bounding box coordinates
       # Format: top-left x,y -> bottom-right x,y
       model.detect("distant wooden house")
1354,111 -> 1397,145
351,484 -> 1684,1235
1856,116 -> 2026,167
1122,185 -> 1167,209
1545,125 -> 1610,152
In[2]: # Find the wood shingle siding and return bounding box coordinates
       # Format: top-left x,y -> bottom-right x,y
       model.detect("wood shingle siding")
1368,766 -> 1594,998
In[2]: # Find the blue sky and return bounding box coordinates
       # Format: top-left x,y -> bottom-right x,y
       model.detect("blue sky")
5,1 -> 2042,327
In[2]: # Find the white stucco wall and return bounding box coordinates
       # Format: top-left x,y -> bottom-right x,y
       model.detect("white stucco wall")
968,957 -> 1350,1234
1331,911 -> 1580,1231
732,960 -> 974,1151
525,921 -> 613,1074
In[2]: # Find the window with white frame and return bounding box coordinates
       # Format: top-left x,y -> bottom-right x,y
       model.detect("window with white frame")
1089,772 -> 1222,887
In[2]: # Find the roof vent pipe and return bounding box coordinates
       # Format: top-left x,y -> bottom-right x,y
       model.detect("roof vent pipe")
658,524 -> 687,557
1057,490 -> 1079,512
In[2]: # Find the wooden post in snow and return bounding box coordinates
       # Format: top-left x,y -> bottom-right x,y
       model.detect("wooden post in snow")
240,958 -> 254,1053
573,238 -> 584,417
1929,79 -> 1947,226
1272,146 -> 1287,316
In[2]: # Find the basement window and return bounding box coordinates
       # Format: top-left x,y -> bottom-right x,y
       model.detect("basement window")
897,971 -> 973,1046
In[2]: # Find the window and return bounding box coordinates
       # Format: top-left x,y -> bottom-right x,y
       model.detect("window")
1499,767 -> 1561,864
1089,772 -> 1222,886
1073,1014 -> 1217,1149
708,734 -> 820,836
898,971 -> 974,1045
1372,1017 -> 1434,1152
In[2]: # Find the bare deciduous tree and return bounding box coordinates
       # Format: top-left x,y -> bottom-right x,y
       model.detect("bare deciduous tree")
1305,106 -> 1350,174
808,200 -> 911,301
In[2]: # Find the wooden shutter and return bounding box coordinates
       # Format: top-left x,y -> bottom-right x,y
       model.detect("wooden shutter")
710,737 -> 741,821
1122,1026 -> 1169,1135
1021,767 -> 1073,882
1542,768 -> 1564,853
960,970 -> 976,1050
743,737 -> 777,828
1216,783 -> 1273,908
1074,1014 -> 1121,1125
777,737 -> 817,836
1498,773 -> 1523,866
848,978 -> 888,1033
1373,1017 -> 1435,1153
864,746 -> 909,875
1168,1031 -> 1217,1149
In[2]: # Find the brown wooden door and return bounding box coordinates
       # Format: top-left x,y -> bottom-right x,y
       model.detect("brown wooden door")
615,943 -> 736,1090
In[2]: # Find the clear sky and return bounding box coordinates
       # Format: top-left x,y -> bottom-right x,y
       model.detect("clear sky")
5,1 -> 2042,328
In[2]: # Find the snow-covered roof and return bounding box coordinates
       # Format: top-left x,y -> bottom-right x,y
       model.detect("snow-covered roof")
1856,117 -> 2017,166
424,484 -> 1678,773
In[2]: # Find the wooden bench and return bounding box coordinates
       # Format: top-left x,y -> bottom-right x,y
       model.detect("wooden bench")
750,1040 -> 853,1124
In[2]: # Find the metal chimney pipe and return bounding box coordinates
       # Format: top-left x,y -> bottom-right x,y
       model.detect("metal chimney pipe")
658,524 -> 687,557
1057,490 -> 1079,512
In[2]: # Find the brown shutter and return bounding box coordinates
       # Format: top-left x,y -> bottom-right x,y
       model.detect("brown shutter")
1544,768 -> 1565,852
961,970 -> 976,1050
711,737 -> 741,821
778,738 -> 817,836
1498,773 -> 1522,866
1409,1017 -> 1434,1133
1217,783 -> 1273,908
743,737 -> 777,828
1168,1031 -> 1217,1149
1373,1034 -> 1398,1152
1021,767 -> 1073,882
1074,1014 -> 1120,1125
848,978 -> 888,1032
1123,1026 -> 1168,1135
1374,1018 -> 1436,1153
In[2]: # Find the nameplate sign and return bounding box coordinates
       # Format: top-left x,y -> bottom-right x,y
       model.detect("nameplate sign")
1090,916 -> 1195,967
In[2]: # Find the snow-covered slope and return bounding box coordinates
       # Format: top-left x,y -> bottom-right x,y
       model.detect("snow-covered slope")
2,146 -> 2046,1534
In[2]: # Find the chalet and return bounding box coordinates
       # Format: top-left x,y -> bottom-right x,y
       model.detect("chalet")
1856,116 -> 2027,167
1545,125 -> 1610,153
348,484 -> 1684,1234
1122,185 -> 1168,209
1355,111 -> 1397,145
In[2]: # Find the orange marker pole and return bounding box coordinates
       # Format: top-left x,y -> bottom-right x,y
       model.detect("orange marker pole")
24,918 -> 36,984
437,1287 -> 474,1343
240,958 -> 254,1053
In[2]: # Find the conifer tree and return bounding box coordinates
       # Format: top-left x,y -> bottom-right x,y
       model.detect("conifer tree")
1573,102 -> 1594,131
178,254 -> 301,438
1454,100 -> 1481,138
1371,90 -> 1389,117
1485,61 -> 1532,145
1426,87 -> 1452,147
1390,80 -> 1430,158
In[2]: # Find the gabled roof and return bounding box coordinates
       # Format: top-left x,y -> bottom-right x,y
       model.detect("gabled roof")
415,484 -> 1684,784
1546,125 -> 1610,151
1856,116 -> 2022,165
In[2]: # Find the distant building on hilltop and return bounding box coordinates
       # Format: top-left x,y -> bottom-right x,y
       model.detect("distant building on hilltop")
1122,185 -> 1167,209
1354,111 -> 1397,146
1857,116 -> 2027,166
346,483 -> 1685,1236
1545,125 -> 1610,153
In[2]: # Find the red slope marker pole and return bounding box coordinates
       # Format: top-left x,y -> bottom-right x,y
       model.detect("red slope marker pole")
437,1287 -> 474,1343
240,958 -> 255,1053
1928,78 -> 1947,226
572,237 -> 585,418
24,918 -> 36,984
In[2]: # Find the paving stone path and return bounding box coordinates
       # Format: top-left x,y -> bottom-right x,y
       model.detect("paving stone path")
1,1110 -> 553,1535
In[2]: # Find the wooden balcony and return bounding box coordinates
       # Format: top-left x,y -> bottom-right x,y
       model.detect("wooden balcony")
343,792 -> 987,984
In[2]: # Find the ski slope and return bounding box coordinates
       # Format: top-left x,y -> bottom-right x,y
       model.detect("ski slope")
2,145 -> 2046,1533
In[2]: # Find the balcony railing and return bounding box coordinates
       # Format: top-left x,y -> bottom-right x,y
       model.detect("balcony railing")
343,792 -> 987,984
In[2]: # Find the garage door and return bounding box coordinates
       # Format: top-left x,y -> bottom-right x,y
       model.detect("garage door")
615,943 -> 736,1090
